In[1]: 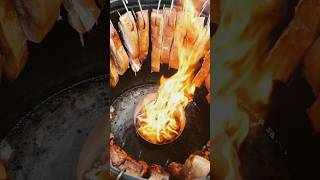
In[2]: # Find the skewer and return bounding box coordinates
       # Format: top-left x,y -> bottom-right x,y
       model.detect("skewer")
125,0 -> 128,4
169,0 -> 174,15
199,0 -> 209,16
121,0 -> 130,14
117,10 -> 121,17
156,0 -> 162,15
137,0 -> 146,27
132,9 -> 137,20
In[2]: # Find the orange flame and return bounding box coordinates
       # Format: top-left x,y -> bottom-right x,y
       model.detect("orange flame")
136,0 -> 210,144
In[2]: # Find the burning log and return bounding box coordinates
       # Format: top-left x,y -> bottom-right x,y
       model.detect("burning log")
0,160 -> 7,180
62,0 -> 101,33
151,9 -> 164,72
193,50 -> 210,88
169,11 -> 186,69
307,96 -> 320,133
14,0 -> 62,42
160,8 -> 177,64
136,9 -> 150,62
304,36 -> 320,95
119,11 -> 141,73
264,0 -> 320,82
110,21 -> 129,75
149,164 -> 170,180
110,57 -> 119,87
0,0 -> 28,81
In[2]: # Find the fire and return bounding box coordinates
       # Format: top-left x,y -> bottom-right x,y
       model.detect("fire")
213,0 -> 285,179
136,0 -> 210,144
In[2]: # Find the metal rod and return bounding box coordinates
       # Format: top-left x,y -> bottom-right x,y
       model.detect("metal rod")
117,10 -> 121,17
157,0 -> 162,15
199,0 -> 209,16
121,0 -> 130,14
137,0 -> 146,26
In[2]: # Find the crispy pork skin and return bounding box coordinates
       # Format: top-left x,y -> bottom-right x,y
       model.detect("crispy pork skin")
63,0 -> 101,33
182,154 -> 210,180
151,10 -> 164,72
110,57 -> 119,87
119,12 -> 141,73
14,0 -> 62,42
193,50 -> 210,87
110,144 -> 127,167
169,11 -> 186,69
136,10 -> 150,62
110,21 -> 129,75
149,164 -> 170,180
160,8 -> 177,64
304,36 -> 320,95
264,0 -> 320,82
0,0 -> 28,81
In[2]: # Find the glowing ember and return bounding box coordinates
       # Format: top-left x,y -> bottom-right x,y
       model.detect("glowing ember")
135,0 -> 210,145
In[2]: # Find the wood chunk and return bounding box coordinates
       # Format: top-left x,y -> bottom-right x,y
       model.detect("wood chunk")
119,12 -> 141,73
160,8 -> 176,64
63,0 -> 101,33
193,51 -> 210,88
14,0 -> 62,42
307,96 -> 320,133
136,10 -> 149,63
149,164 -> 170,180
264,0 -> 320,82
0,0 -> 28,81
110,21 -> 129,75
169,11 -> 187,69
304,36 -> 320,95
151,10 -> 164,72
110,57 -> 119,87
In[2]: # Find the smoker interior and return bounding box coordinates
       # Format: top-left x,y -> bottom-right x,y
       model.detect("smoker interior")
0,7 -> 107,180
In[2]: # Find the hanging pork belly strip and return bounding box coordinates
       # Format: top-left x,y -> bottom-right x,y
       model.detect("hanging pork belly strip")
119,11 -> 141,73
136,10 -> 150,63
151,9 -> 164,72
0,0 -> 28,81
110,21 -> 129,75
304,36 -> 320,96
264,0 -> 320,82
169,11 -> 187,69
110,57 -> 119,87
193,50 -> 210,88
160,8 -> 177,64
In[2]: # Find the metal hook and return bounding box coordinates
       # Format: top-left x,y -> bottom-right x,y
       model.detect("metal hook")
116,167 -> 127,180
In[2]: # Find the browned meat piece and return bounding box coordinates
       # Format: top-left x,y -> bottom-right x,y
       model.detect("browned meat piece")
168,162 -> 183,178
151,10 -> 164,72
110,144 -> 127,167
169,11 -> 186,69
149,164 -> 170,180
193,50 -> 210,87
160,8 -> 177,64
0,0 -> 28,81
119,12 -> 141,73
182,154 -> 210,180
110,57 -> 119,87
307,96 -> 320,133
14,0 -> 62,42
118,156 -> 148,177
304,36 -> 320,95
62,0 -> 101,33
136,10 -> 149,62
264,0 -> 320,82
110,21 -> 129,75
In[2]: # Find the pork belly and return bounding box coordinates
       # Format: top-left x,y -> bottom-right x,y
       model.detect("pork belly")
168,162 -> 183,178
110,21 -> 129,75
110,57 -> 119,87
182,154 -> 210,180
63,0 -> 101,33
160,8 -> 177,64
149,164 -> 170,180
304,36 -> 320,95
169,11 -> 187,69
136,10 -> 149,62
0,0 -> 28,81
110,144 -> 128,167
119,12 -> 141,73
193,50 -> 210,87
151,10 -> 164,72
14,0 -> 62,42
264,0 -> 320,82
